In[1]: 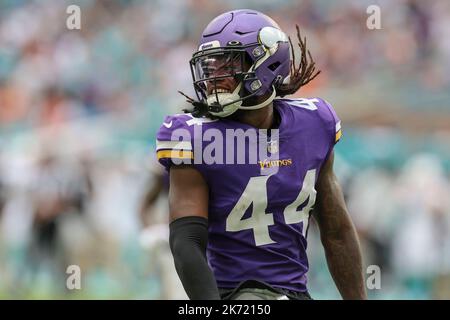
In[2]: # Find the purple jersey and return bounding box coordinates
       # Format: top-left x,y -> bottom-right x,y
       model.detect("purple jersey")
156,97 -> 342,293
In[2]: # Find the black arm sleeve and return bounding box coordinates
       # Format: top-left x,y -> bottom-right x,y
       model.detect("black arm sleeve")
169,216 -> 220,300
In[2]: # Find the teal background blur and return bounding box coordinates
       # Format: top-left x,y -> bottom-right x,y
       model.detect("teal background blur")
0,0 -> 450,299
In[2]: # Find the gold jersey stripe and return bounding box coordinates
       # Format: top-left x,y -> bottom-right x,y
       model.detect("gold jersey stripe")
157,149 -> 194,160
335,129 -> 342,142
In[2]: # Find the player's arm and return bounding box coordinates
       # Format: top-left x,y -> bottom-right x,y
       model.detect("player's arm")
168,165 -> 220,300
313,150 -> 367,300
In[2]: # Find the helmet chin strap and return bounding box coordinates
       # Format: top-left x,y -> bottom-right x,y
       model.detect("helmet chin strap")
207,83 -> 243,117
238,85 -> 276,110
206,83 -> 276,117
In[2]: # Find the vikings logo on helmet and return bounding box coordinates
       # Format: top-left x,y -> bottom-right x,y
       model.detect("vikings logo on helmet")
190,10 -> 291,118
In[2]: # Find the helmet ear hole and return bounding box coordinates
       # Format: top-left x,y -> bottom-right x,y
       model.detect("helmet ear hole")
268,62 -> 281,71
273,75 -> 283,88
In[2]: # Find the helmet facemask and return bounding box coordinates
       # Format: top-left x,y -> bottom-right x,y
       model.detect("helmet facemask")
190,46 -> 261,117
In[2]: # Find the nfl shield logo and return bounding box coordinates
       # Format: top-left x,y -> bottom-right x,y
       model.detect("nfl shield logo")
267,140 -> 279,154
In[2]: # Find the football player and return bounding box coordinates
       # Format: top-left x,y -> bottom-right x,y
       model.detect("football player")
156,9 -> 366,300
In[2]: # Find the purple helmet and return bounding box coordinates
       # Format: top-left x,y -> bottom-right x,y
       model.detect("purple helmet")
190,9 -> 291,117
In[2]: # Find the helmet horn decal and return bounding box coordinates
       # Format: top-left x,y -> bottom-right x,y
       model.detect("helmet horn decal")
258,27 -> 289,49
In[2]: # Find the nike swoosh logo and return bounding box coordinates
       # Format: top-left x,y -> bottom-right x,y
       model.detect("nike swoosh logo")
163,121 -> 173,128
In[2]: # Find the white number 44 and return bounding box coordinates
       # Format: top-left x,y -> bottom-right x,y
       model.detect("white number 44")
226,169 -> 317,246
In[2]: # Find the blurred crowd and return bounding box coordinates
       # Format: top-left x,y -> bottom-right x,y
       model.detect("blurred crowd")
0,0 -> 450,299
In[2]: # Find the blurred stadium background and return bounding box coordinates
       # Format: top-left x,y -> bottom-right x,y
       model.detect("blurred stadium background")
0,0 -> 450,299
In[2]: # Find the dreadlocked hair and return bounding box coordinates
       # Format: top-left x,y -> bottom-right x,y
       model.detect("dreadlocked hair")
178,91 -> 218,119
276,25 -> 321,97
178,24 -> 320,118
